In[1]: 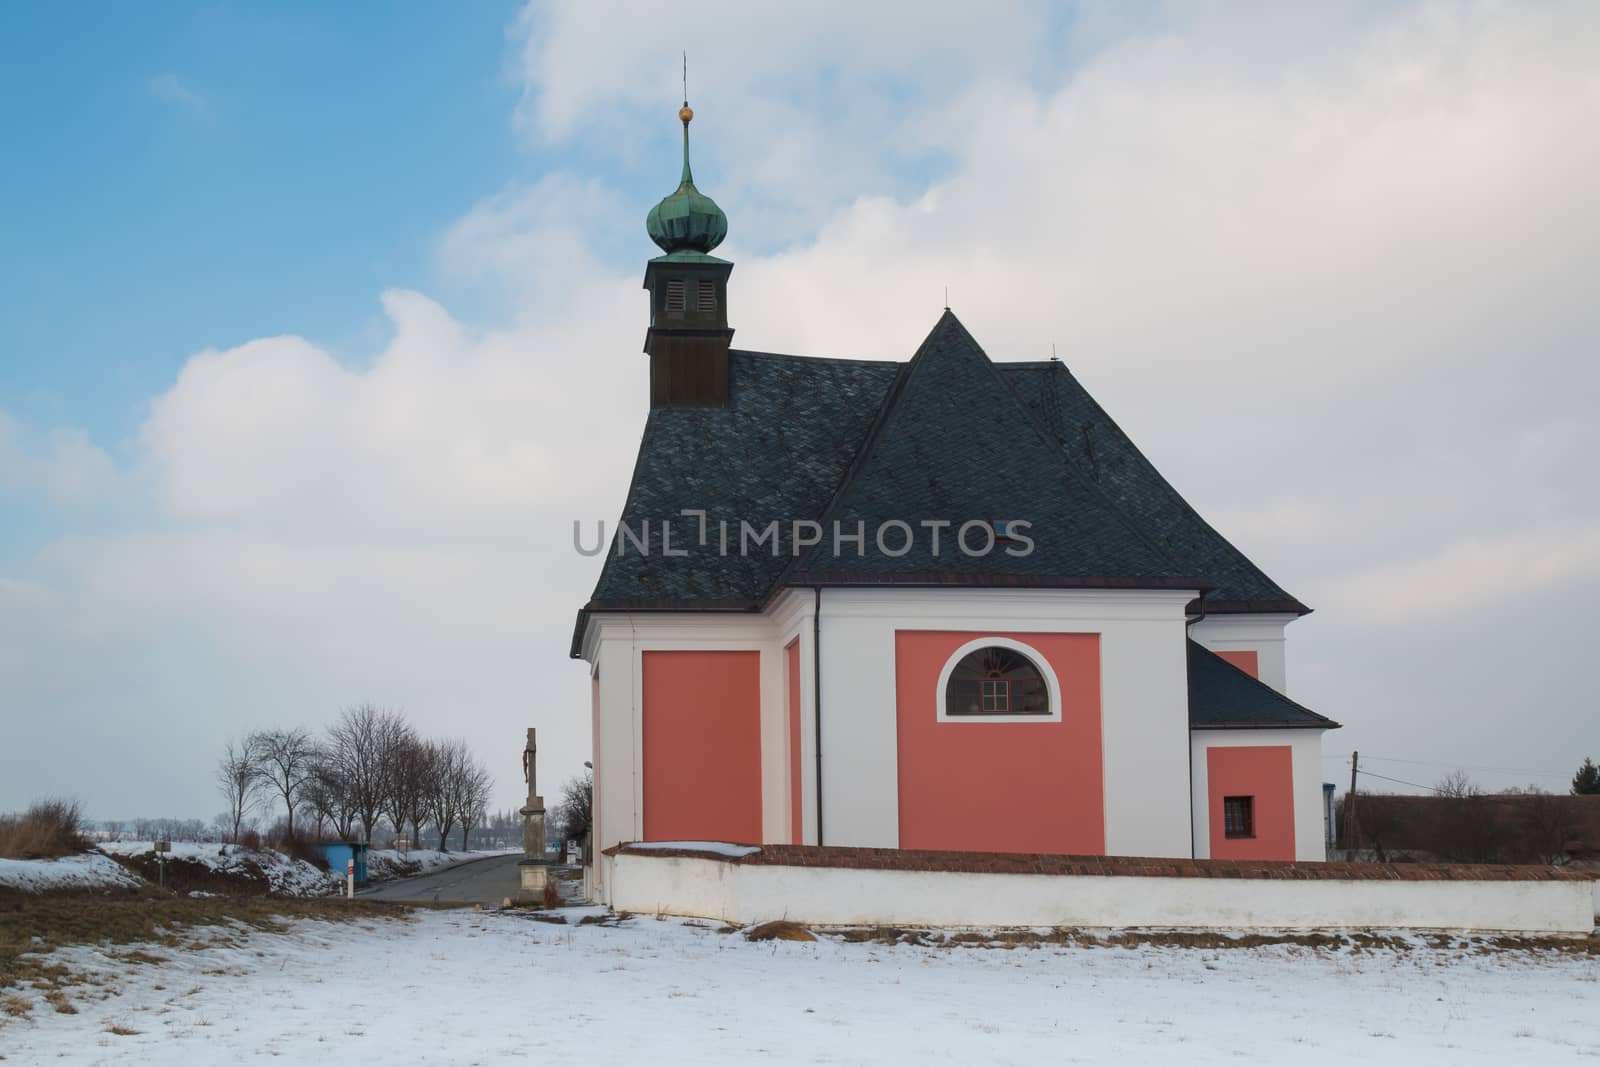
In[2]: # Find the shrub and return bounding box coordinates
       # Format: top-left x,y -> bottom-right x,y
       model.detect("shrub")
541,879 -> 561,909
0,798 -> 90,859
276,832 -> 329,871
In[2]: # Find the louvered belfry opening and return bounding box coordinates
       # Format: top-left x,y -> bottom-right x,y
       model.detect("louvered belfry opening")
643,257 -> 734,407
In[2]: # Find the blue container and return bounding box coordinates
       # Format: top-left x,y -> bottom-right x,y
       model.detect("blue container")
316,842 -> 369,884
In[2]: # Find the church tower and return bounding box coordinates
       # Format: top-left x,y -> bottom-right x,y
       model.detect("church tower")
642,98 -> 733,406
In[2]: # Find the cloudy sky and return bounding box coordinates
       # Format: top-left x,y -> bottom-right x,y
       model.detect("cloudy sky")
2,1 -> 1597,821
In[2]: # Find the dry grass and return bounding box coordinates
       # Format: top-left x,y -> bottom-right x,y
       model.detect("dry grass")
541,879 -> 561,909
104,1023 -> 142,1036
829,925 -> 1600,955
0,886 -> 409,996
43,990 -> 75,1015
0,799 -> 88,860
1,993 -> 31,1018
745,920 -> 818,943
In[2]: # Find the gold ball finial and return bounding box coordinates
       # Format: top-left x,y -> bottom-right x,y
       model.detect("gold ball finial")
679,104 -> 694,124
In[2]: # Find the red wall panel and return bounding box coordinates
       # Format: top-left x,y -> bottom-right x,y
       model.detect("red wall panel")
895,631 -> 1103,855
642,651 -> 763,844
1206,745 -> 1295,860
1215,650 -> 1260,679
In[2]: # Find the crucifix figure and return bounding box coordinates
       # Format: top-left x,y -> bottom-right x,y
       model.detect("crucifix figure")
522,729 -> 536,793
520,728 -> 546,865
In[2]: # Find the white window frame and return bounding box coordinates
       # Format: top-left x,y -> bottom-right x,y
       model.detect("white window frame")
934,636 -> 1062,724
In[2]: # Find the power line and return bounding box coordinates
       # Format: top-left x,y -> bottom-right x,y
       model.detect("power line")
1322,752 -> 1571,779
1353,769 -> 1438,792
1362,754 -> 1570,777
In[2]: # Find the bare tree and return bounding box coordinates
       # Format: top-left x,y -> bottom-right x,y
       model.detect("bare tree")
1519,791 -> 1578,864
216,735 -> 263,843
1431,771 -> 1501,861
452,753 -> 494,851
383,729 -> 430,846
425,740 -> 466,851
251,727 -> 317,841
556,770 -> 593,844
300,754 -> 357,841
1434,769 -> 1481,799
326,704 -> 408,843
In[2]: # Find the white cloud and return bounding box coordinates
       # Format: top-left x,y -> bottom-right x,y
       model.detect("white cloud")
0,412 -> 116,506
6,0 -> 1600,815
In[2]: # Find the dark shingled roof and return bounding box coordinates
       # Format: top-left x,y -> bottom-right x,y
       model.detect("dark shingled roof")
574,310 -> 1309,655
585,351 -> 900,611
1187,640 -> 1339,730
786,313 -> 1200,588
1004,361 -> 1309,614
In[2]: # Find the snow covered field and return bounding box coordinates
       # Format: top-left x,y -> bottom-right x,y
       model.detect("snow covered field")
3,909 -> 1597,1064
0,853 -> 141,893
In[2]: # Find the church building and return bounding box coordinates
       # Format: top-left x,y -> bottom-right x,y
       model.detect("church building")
572,102 -> 1339,887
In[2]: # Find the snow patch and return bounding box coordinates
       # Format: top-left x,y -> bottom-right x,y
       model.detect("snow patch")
628,841 -> 761,858
101,842 -> 335,897
0,852 -> 142,892
4,910 -> 1598,1063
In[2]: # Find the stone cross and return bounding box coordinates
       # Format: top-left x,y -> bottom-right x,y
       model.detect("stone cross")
521,728 -> 546,863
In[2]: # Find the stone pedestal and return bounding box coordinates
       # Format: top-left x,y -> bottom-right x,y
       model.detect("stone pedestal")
516,727 -> 552,903
518,859 -> 551,895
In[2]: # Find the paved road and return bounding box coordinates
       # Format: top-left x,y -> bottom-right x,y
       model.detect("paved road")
359,853 -> 525,906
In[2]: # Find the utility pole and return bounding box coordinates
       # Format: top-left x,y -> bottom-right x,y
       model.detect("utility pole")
1344,751 -> 1360,858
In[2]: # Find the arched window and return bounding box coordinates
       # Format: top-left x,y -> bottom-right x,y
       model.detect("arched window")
944,645 -> 1050,717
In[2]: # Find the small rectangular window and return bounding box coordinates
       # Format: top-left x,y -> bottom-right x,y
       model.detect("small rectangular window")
1223,796 -> 1255,839
696,281 -> 717,312
665,280 -> 686,312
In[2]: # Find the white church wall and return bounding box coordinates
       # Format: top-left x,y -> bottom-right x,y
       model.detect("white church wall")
583,614 -> 786,857
585,586 -> 1205,861
1187,613 -> 1299,694
813,587 -> 1197,857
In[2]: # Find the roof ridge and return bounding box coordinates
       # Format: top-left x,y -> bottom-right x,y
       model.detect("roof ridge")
730,348 -> 905,368
761,359 -> 914,602
986,355 -> 1193,584
1187,639 -> 1340,729
1050,361 -> 1310,614
785,311 -> 1202,587
775,312 -> 961,585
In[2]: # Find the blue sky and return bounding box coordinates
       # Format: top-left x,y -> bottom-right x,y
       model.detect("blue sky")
1,4 -> 522,445
2,2 -> 1597,818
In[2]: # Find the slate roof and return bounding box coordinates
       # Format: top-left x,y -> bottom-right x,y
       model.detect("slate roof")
1004,361 -> 1308,614
574,310 -> 1309,655
1186,640 -> 1340,730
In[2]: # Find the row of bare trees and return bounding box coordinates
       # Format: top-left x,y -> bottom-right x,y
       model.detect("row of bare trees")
1339,769 -> 1593,864
218,705 -> 494,851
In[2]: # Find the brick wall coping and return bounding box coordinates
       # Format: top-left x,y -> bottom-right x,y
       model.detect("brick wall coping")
607,842 -> 1599,882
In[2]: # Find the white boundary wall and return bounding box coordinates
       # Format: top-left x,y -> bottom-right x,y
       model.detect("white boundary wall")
604,852 -> 1599,936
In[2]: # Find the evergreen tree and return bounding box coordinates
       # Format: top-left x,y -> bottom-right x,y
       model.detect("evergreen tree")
1572,757 -> 1600,796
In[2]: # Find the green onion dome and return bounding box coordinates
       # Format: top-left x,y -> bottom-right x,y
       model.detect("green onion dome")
645,103 -> 728,255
